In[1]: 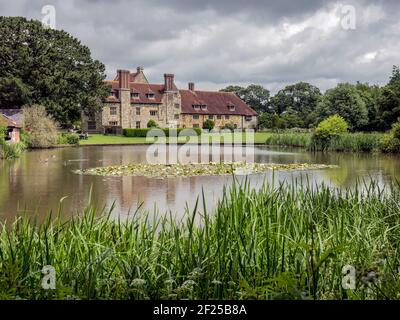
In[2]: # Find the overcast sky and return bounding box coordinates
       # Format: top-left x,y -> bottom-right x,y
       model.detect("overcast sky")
1,0 -> 399,93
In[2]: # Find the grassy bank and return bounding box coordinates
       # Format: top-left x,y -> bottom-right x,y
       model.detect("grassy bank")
265,132 -> 384,152
1,180 -> 400,300
79,133 -> 271,145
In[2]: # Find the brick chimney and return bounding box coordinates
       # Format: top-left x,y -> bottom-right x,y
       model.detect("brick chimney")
137,66 -> 144,74
188,82 -> 195,91
164,73 -> 175,92
117,69 -> 130,89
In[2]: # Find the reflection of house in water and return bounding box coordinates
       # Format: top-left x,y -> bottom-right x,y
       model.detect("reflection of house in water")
0,111 -> 23,143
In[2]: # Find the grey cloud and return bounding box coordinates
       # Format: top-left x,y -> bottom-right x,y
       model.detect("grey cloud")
0,0 -> 399,92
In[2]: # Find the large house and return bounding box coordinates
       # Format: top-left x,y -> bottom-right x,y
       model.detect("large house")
81,67 -> 257,133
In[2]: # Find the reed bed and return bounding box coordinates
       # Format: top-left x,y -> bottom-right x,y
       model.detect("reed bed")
265,132 -> 383,152
0,179 -> 400,300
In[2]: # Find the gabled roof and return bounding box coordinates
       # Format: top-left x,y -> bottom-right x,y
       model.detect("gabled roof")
104,81 -> 165,104
179,90 -> 257,116
0,113 -> 21,128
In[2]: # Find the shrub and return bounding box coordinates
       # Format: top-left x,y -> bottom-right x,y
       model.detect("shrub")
58,133 -> 79,145
23,105 -> 58,148
379,121 -> 400,153
221,123 -> 237,131
123,128 -> 202,138
202,119 -> 215,130
311,115 -> 349,151
0,141 -> 26,159
147,119 -> 158,128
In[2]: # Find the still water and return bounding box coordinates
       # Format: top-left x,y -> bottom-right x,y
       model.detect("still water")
0,145 -> 399,221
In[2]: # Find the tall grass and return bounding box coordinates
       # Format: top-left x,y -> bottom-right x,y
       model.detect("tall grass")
0,179 -> 400,300
266,132 -> 383,152
0,142 -> 26,159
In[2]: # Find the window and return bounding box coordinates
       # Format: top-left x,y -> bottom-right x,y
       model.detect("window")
201,105 -> 207,110
174,114 -> 180,120
146,93 -> 155,99
245,116 -> 253,122
131,92 -> 139,99
136,107 -> 140,116
136,121 -> 141,129
193,105 -> 200,110
208,115 -> 213,120
110,90 -> 117,98
193,124 -> 199,128
109,121 -> 118,126
150,110 -> 158,116
110,107 -> 117,115
88,121 -> 96,130
217,115 -> 222,120
193,114 -> 199,120
225,115 -> 230,120
175,103 -> 180,109
228,105 -> 235,111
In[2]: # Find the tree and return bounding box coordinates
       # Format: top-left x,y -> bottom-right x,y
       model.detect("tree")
280,108 -> 304,129
147,119 -> 158,128
355,82 -> 380,131
0,17 -> 108,126
23,105 -> 58,148
270,82 -> 321,127
202,119 -> 215,130
376,66 -> 400,130
221,84 -> 270,114
315,83 -> 368,131
312,115 -> 349,151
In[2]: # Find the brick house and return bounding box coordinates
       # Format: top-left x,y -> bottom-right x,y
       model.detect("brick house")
81,67 -> 257,133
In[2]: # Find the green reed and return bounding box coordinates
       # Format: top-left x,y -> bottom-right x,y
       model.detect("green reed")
0,179 -> 399,300
265,132 -> 383,152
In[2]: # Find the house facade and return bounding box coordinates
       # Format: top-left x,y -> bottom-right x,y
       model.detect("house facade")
82,67 -> 257,133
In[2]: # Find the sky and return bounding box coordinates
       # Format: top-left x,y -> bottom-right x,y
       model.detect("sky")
1,0 -> 399,93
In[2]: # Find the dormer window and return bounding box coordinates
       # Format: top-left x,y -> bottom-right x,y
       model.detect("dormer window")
131,92 -> 139,99
201,105 -> 207,110
146,93 -> 155,99
193,105 -> 200,110
228,105 -> 235,111
192,104 -> 207,110
110,90 -> 117,98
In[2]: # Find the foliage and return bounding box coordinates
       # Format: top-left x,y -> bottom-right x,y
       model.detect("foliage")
202,119 -> 215,130
23,105 -> 58,148
280,108 -> 304,129
58,133 -> 79,145
147,119 -> 158,128
315,83 -> 368,131
123,128 -> 201,138
270,82 -> 321,128
220,84 -> 270,114
379,121 -> 400,153
0,17 -> 108,126
376,81 -> 400,131
0,141 -> 26,159
221,123 -> 237,131
311,115 -> 349,151
1,181 -> 400,299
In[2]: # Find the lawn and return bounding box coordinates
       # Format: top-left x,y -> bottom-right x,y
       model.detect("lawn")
79,132 -> 271,145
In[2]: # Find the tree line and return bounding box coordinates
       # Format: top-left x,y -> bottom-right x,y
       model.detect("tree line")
221,66 -> 400,132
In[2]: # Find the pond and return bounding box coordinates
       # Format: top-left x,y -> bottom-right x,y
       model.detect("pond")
1,145 -> 399,221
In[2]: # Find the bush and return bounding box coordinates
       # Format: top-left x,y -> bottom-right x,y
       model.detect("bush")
221,123 -> 237,131
23,105 -> 58,148
311,115 -> 349,151
202,119 -> 215,130
0,141 -> 26,159
379,121 -> 400,153
123,128 -> 201,138
58,133 -> 79,145
147,119 -> 158,128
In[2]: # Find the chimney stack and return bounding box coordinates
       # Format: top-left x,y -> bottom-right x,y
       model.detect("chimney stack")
117,69 -> 130,89
164,73 -> 175,92
137,66 -> 144,73
188,82 -> 195,91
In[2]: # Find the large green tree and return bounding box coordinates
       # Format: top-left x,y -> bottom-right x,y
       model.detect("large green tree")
0,17 -> 108,126
220,84 -> 270,114
270,82 -> 321,128
316,83 -> 369,131
376,66 -> 400,130
354,82 -> 381,131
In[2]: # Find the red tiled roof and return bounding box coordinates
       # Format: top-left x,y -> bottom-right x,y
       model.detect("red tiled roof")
179,90 -> 257,116
104,81 -> 165,104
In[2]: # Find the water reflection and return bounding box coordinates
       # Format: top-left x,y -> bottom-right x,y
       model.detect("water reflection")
0,145 -> 399,221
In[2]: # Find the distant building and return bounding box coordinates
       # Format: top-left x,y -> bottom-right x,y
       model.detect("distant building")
81,67 -> 257,133
0,112 -> 22,143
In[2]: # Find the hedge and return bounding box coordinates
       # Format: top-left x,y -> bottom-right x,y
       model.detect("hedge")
123,128 -> 202,138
